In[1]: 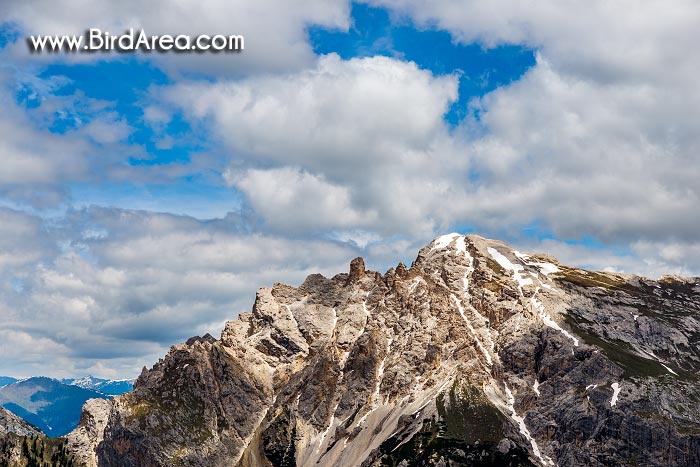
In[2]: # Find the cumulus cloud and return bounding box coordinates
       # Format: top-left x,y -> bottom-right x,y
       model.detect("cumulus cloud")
161,37 -> 700,271
0,69 -> 139,207
456,57 -> 700,242
366,0 -> 700,85
233,167 -> 373,232
0,207 -> 365,378
0,84 -> 90,186
166,54 -> 463,236
2,0 -> 700,380
0,208 -> 55,272
353,0 -> 700,245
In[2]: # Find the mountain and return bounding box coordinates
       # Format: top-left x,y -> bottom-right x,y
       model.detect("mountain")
0,406 -> 41,437
67,234 -> 700,466
61,376 -> 134,396
0,377 -> 110,437
0,377 -> 17,388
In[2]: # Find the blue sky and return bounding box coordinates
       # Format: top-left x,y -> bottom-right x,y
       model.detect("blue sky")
0,0 -> 699,378
4,3 -> 536,218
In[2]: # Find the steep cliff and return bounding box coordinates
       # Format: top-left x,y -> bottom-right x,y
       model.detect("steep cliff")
70,234 -> 700,467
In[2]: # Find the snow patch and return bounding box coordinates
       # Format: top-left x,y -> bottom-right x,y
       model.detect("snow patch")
610,383 -> 621,407
431,233 -> 461,251
451,294 -> 493,366
661,363 -> 678,376
331,308 -> 338,332
356,336 -> 393,427
285,305 -> 299,328
455,235 -> 467,254
537,263 -> 560,275
514,251 -> 530,261
504,384 -> 555,466
533,379 -> 540,396
487,247 -> 533,290
531,293 -> 579,346
488,247 -> 518,272
316,401 -> 340,451
514,250 -> 559,276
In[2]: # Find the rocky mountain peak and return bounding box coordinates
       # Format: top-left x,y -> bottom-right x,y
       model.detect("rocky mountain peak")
349,257 -> 366,283
68,233 -> 700,467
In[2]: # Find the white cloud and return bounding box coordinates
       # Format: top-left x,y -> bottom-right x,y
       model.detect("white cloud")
0,92 -> 90,186
170,55 -> 458,172
0,207 -> 366,378
630,240 -> 700,277
0,69 -> 140,207
0,208 -> 55,271
81,113 -> 131,145
456,56 -> 700,243
233,167 -> 373,232
167,54 -> 463,235
366,0 -> 700,85
352,0 -> 700,245
163,33 -> 700,253
2,0 -> 700,380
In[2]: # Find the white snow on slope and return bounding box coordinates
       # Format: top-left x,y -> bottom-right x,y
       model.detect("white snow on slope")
487,247 -> 533,290
610,382 -> 621,407
531,292 -> 579,346
431,232 -> 461,251
356,336 -> 393,428
661,363 -> 679,376
456,235 -> 468,254
451,294 -> 493,366
514,251 -> 560,276
488,247 -> 578,347
317,401 -> 340,451
504,384 -> 555,467
634,345 -> 679,376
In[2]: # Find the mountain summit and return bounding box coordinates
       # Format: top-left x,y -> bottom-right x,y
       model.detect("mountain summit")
66,234 -> 700,467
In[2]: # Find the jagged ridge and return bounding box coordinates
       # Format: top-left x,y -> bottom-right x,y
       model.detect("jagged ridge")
67,234 -> 700,467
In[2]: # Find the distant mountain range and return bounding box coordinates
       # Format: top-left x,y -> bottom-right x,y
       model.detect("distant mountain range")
60,375 -> 135,396
0,377 -> 17,388
0,376 -> 133,438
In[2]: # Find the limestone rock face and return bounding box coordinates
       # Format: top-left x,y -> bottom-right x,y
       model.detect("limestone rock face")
66,398 -> 112,467
0,406 -> 41,437
69,234 -> 700,467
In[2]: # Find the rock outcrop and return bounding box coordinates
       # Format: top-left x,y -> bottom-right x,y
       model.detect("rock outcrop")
0,407 -> 41,437
66,398 -> 112,467
69,234 -> 700,466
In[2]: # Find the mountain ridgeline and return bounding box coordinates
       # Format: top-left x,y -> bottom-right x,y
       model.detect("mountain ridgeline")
60,378 -> 134,397
57,234 -> 700,466
0,378 -> 111,438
